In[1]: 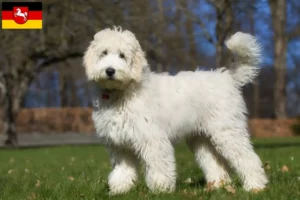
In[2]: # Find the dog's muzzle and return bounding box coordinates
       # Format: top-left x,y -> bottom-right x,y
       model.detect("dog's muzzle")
105,67 -> 115,78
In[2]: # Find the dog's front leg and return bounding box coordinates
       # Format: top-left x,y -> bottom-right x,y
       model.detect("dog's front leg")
107,146 -> 138,195
138,139 -> 176,193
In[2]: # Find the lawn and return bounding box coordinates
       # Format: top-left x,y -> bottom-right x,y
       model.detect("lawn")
0,138 -> 299,200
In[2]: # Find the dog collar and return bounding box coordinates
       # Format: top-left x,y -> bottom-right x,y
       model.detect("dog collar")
101,89 -> 118,100
102,93 -> 110,100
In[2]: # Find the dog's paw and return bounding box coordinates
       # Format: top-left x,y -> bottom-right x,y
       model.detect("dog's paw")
243,172 -> 268,192
146,173 -> 176,193
108,183 -> 134,196
108,168 -> 137,195
148,181 -> 176,194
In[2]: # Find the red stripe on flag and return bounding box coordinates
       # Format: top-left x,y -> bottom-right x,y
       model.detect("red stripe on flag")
2,11 -> 42,20
28,11 -> 42,20
2,11 -> 13,20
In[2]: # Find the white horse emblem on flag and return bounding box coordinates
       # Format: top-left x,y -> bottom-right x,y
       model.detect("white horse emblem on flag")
13,7 -> 28,24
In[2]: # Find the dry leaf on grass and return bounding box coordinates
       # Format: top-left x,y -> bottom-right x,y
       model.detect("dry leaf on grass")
224,185 -> 236,194
27,192 -> 37,200
264,162 -> 271,170
35,180 -> 41,188
184,177 -> 193,184
68,176 -> 75,181
205,181 -> 216,192
251,188 -> 265,193
281,165 -> 289,172
139,191 -> 145,196
8,169 -> 15,174
218,180 -> 226,187
182,189 -> 197,196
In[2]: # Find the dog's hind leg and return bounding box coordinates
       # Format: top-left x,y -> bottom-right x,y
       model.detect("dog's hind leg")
107,146 -> 138,195
186,135 -> 231,189
208,127 -> 268,192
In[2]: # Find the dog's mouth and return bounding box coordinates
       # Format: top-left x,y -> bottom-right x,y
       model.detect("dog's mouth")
93,78 -> 128,90
93,76 -> 117,82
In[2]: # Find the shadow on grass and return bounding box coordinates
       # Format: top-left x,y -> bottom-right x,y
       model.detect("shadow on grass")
184,178 -> 206,189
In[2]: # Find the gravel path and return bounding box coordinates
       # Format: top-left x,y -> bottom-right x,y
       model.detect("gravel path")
0,133 -> 102,148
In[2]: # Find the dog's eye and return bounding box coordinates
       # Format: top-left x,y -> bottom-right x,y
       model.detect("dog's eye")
119,53 -> 125,59
102,50 -> 107,56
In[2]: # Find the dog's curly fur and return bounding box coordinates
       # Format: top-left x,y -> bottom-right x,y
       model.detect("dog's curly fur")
83,27 -> 268,195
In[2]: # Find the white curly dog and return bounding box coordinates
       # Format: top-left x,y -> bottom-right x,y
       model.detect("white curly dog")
83,27 -> 268,195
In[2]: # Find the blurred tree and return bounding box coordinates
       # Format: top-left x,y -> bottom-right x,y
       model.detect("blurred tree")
269,0 -> 300,118
0,31 -> 33,145
249,1 -> 260,118
286,0 -> 300,116
207,0 -> 234,68
0,0 -> 94,145
269,0 -> 288,119
178,0 -> 199,69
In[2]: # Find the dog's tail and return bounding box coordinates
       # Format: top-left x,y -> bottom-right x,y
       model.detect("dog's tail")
225,32 -> 261,87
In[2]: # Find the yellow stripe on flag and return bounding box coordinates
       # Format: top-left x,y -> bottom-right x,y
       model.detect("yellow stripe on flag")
2,20 -> 42,29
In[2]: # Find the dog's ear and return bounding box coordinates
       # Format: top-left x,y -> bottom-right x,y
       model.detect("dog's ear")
83,40 -> 101,80
122,30 -> 148,82
131,44 -> 148,82
83,41 -> 98,81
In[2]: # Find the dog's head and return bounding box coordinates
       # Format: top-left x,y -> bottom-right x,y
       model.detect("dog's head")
83,27 -> 148,90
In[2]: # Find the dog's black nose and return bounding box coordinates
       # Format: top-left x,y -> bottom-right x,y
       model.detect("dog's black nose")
105,67 -> 115,77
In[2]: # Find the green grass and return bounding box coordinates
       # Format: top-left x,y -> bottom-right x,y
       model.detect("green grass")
0,138 -> 300,200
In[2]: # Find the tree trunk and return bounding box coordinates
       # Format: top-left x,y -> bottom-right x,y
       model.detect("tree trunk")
249,4 -> 260,118
2,61 -> 36,146
183,0 -> 198,69
4,92 -> 17,146
157,0 -> 166,72
59,68 -> 68,107
252,79 -> 260,118
3,75 -> 18,146
213,0 -> 234,68
269,0 -> 287,119
174,0 -> 186,71
70,76 -> 77,107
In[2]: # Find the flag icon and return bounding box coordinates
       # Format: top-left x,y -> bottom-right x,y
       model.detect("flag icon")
2,2 -> 42,29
